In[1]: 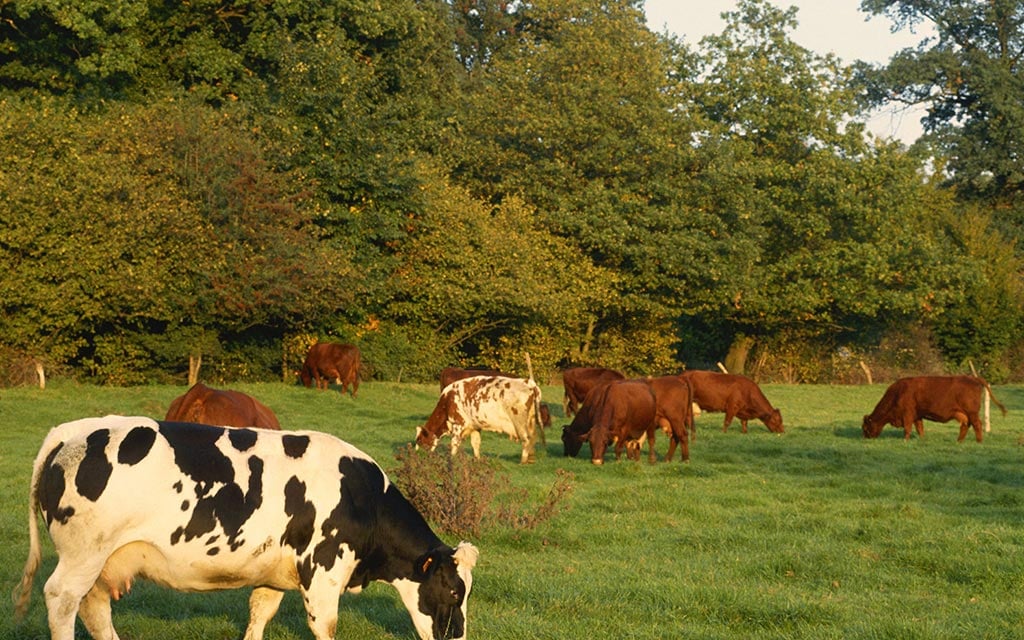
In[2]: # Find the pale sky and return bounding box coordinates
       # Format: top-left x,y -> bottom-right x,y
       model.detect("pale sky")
643,0 -> 934,143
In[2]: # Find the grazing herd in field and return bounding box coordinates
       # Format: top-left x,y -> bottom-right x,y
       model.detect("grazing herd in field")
13,338 -> 1010,640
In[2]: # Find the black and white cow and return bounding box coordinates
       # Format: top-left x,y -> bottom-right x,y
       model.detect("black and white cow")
13,415 -> 479,640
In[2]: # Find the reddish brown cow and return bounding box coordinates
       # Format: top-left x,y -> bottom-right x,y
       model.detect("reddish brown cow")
165,382 -> 281,430
300,342 -> 361,397
862,375 -> 1007,442
561,367 -> 626,417
679,370 -> 784,434
561,377 -> 693,464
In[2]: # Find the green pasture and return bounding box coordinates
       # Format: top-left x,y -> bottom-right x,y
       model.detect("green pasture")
3,381 -> 1024,639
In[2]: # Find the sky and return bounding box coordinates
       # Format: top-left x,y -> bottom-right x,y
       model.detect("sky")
643,0 -> 935,143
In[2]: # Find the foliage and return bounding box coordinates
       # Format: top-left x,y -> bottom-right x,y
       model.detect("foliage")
391,445 -> 574,537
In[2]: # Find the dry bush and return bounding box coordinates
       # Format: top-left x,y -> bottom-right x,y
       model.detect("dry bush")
391,445 -> 574,537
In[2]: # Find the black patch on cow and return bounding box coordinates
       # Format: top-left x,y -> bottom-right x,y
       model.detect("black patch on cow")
76,429 -> 113,502
38,442 -> 75,526
170,455 -> 263,549
181,500 -> 190,511
229,428 -> 258,452
207,547 -> 220,556
118,426 -> 156,465
158,422 -> 235,488
282,434 -> 310,459
173,480 -> 183,493
281,476 -> 316,556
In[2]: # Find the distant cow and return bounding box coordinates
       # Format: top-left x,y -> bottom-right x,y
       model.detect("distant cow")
416,376 -> 543,464
165,382 -> 280,430
862,375 -> 1007,442
562,376 -> 693,465
561,367 -> 625,417
300,342 -> 361,397
14,416 -> 478,640
679,370 -> 784,434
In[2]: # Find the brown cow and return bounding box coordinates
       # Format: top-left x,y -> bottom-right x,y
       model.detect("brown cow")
561,366 -> 626,417
561,377 -> 693,464
862,375 -> 1007,442
300,342 -> 361,397
679,370 -> 784,434
165,382 -> 281,430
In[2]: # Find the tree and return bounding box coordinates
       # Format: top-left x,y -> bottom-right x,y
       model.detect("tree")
858,0 -> 1024,235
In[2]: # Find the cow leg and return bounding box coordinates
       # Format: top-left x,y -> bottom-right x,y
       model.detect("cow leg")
300,578 -> 343,640
740,419 -> 748,434
914,420 -> 925,438
44,558 -> 107,640
469,431 -> 482,458
79,583 -> 119,640
350,375 -> 359,398
968,411 -> 984,442
243,587 -> 285,640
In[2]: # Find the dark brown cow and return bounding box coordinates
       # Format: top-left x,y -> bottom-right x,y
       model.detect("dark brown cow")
679,370 -> 784,434
862,375 -> 1007,442
301,342 -> 361,397
165,382 -> 281,430
561,367 -> 626,417
561,377 -> 693,464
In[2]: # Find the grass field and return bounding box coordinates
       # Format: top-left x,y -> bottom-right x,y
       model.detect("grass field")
3,380 -> 1024,639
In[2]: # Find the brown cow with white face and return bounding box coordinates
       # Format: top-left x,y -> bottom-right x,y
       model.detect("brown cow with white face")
862,375 -> 1007,441
679,370 -> 783,434
165,382 -> 280,430
300,342 -> 361,397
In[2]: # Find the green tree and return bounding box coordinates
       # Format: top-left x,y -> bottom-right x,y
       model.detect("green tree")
858,0 -> 1024,234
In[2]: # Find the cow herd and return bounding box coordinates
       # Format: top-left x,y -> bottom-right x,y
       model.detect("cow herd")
13,340 -> 1009,640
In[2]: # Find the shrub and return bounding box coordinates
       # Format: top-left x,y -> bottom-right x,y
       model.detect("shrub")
390,445 -> 574,537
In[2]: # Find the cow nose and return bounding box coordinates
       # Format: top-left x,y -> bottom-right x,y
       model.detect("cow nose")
591,458 -> 603,466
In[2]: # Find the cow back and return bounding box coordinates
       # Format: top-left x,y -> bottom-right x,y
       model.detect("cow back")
165,383 -> 281,430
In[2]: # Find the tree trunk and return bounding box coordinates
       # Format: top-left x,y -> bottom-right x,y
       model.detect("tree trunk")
724,335 -> 755,376
34,360 -> 45,390
188,354 -> 202,386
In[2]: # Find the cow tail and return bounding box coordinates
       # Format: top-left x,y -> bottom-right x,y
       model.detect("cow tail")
982,380 -> 1008,433
12,453 -> 43,620
533,384 -> 546,445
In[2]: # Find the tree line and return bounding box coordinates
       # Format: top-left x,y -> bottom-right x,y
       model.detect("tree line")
1,0 -> 1022,386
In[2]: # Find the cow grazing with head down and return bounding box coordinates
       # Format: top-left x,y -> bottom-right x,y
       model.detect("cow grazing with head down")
561,377 -> 693,465
300,342 -> 361,397
679,370 -> 784,434
561,367 -> 625,417
165,382 -> 281,430
13,416 -> 478,640
417,376 -> 543,464
862,375 -> 1007,442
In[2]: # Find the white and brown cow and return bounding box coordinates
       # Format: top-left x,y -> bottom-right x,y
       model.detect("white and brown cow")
14,416 -> 478,640
416,376 -> 543,464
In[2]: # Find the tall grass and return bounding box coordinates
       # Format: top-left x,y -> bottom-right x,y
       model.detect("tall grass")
3,380 -> 1024,639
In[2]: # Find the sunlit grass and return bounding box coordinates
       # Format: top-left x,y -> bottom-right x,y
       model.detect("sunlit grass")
3,381 -> 1024,639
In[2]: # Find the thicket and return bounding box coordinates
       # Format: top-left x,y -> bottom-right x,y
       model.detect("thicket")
1,0 -> 1022,385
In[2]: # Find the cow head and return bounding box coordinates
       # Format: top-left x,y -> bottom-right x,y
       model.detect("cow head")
765,409 -> 784,433
862,415 -> 883,438
561,425 -> 585,457
396,542 -> 479,640
415,426 -> 439,451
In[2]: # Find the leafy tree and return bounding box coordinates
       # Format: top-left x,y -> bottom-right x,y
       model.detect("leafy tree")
858,0 -> 1024,234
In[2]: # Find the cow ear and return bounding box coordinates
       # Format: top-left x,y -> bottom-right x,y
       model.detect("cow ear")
453,542 -> 479,570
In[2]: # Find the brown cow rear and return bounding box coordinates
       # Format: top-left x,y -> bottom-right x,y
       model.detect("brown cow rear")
679,370 -> 783,434
165,382 -> 281,430
862,375 -> 1007,442
300,342 -> 361,397
561,367 -> 626,417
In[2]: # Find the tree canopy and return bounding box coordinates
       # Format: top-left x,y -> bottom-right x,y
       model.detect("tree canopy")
0,0 -> 1021,384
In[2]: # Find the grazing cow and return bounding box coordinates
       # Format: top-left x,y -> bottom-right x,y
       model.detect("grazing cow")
416,376 -> 543,464
439,368 -> 552,432
13,416 -> 478,640
862,375 -> 1007,442
679,370 -> 784,434
165,382 -> 281,430
562,377 -> 693,465
300,342 -> 361,397
561,366 -> 625,417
